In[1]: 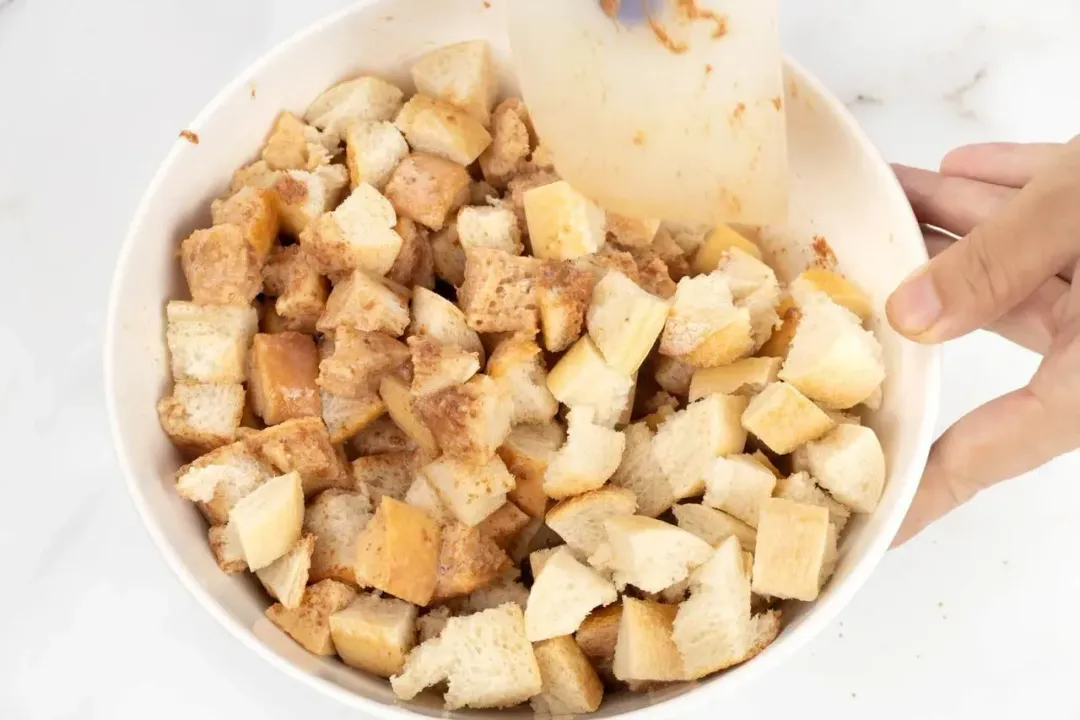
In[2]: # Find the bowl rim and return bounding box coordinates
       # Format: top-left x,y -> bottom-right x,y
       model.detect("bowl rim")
104,2 -> 942,717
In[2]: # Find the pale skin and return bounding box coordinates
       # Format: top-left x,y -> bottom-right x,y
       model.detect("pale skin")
887,136 -> 1080,545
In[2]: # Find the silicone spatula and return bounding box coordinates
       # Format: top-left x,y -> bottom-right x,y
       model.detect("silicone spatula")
507,0 -> 788,226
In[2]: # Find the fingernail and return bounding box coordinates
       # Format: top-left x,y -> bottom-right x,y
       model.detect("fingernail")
889,267 -> 942,335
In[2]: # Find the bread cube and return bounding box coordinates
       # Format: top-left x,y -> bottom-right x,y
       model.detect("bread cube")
272,165 -> 349,237
803,424 -> 885,513
248,332 -> 320,426
407,335 -> 480,397
613,598 -> 684,683
354,497 -> 441,605
751,498 -> 831,601
486,335 -> 558,425
302,487 -> 373,585
545,486 -> 637,558
543,407 -> 626,500
529,546 -> 563,579
318,327 -> 409,398
433,522 -> 512,602
320,391 -> 385,444
450,566 -> 529,613
430,223 -> 467,287
606,213 -> 661,249
384,152 -> 472,231
531,635 -> 605,715
757,296 -> 800,359
536,260 -> 593,352
703,454 -> 777,527
457,205 -> 523,255
299,183 -> 402,277
179,224 -> 262,307
610,422 -> 675,518
478,501 -> 532,550
714,247 -> 782,349
660,272 -> 754,367
672,502 -> 757,551
575,604 -> 622,683
262,111 -> 335,171
228,160 -> 281,196
774,471 -> 851,533
404,475 -> 451,524
318,270 -> 410,336
479,98 -> 533,188
228,470 -> 304,570
409,286 -> 485,358
342,119 -> 408,191
210,186 -> 279,262
267,579 -> 357,655
349,415 -> 416,456
741,381 -> 835,455
778,296 -> 885,409
304,76 -> 405,136
208,523 -> 247,574
175,440 -> 274,525
416,606 -> 454,643
458,248 -> 543,333
585,270 -> 670,375
601,515 -> 714,593
507,168 -> 560,235
410,40 -> 497,125
158,382 -> 244,456
385,218 -> 435,290
418,454 -> 515,527
546,337 -> 634,429
261,244 -> 328,323
524,181 -> 607,261
651,226 -> 693,281
526,547 -> 618,641
351,451 -> 417,505
691,224 -> 763,275
498,421 -> 565,518
415,374 -> 512,463
395,93 -> 492,166
653,393 -> 749,499
379,375 -> 440,457
329,593 -> 417,677
689,356 -> 782,401
791,268 -> 873,322
629,249 -> 678,299
249,417 -> 350,497
256,533 -> 315,609
652,356 -> 694,397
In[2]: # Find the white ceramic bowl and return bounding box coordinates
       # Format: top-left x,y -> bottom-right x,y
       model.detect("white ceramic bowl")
105,1 -> 941,717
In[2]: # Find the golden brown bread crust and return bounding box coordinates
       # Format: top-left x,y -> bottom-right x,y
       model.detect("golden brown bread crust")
432,522 -> 513,602
249,332 -> 321,426
479,98 -> 533,188
157,384 -> 243,458
629,250 -> 677,299
458,248 -> 543,333
248,417 -> 350,496
507,169 -> 560,237
211,186 -> 279,262
536,260 -> 593,352
317,327 -> 410,398
180,224 -> 262,305
575,248 -> 640,286
265,579 -> 357,655
477,501 -> 531,550
384,152 -> 471,231
354,497 -> 441,606
349,415 -> 418,456
414,376 -> 508,463
387,218 -> 435,289
430,224 -> 467,287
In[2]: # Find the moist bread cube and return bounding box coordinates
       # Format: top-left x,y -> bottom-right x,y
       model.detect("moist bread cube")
408,335 -> 481,397
606,213 -> 661,249
586,270 -> 670,375
660,272 -> 754,367
175,440 -> 275,525
304,76 -> 405,136
249,417 -> 349,496
803,424 -> 886,513
536,260 -> 593,352
320,391 -> 385,444
610,422 -> 676,518
228,470 -> 304,570
330,593 -> 418,677
457,204 -> 523,255
304,487 -> 373,585
261,245 -> 328,323
351,451 -> 417,504
480,98 -> 533,188
752,498 -> 831,601
774,471 -> 852,533
791,268 -> 873,322
526,547 -> 618,641
318,270 -> 410,336
432,522 -> 512,602
395,94 -> 493,166
613,598 -> 684,683
741,381 -> 835,455
343,120 -> 409,191
524,181 -> 607,261
210,185 -> 279,262
354,496 -> 441,606
299,183 -> 403,277
458,247 -> 543,333
349,415 -> 417,456
379,375 -> 440,457
418,454 -> 516,527
416,374 -> 512,463
410,40 -> 498,126
601,515 -> 714,593
384,152 -> 472,231
690,356 -> 782,401
690,224 -> 763,275
653,393 -> 749,499
703,454 -> 778,528
180,224 -> 262,306
256,533 -> 315,609
498,421 -> 565,518
261,111 -> 335,171
166,301 -> 258,384
543,407 -> 626,500
317,327 -> 409,398
531,635 -> 605,715
208,523 -> 247,574
266,579 -> 358,655
272,165 -> 350,237
486,336 -> 558,425
409,286 -> 485,359
430,223 -> 467,287
249,332 -> 321,426
672,502 -> 757,551
157,382 -> 245,456
546,337 -> 633,428
545,486 -> 637,558
478,501 -> 532,550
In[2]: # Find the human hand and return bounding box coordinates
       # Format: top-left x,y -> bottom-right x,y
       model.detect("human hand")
887,137 -> 1080,546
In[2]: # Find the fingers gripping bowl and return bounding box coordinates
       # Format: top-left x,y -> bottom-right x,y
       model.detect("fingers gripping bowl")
105,0 -> 941,717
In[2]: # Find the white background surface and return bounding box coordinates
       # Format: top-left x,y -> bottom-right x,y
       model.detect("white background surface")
1,0 -> 1079,718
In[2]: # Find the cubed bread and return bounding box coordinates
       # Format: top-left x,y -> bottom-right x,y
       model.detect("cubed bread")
545,486 -> 637,558
610,422 -> 675,518
606,213 -> 661,249
404,476 -> 451,524
409,286 -> 485,358
158,382 -> 245,456
384,152 -> 472,231
741,381 -> 835,455
208,523 -> 247,574
524,181 -> 607,260
349,415 -> 417,456
262,244 -> 328,322
803,424 -> 886,513
546,337 -> 634,429
690,224 -> 763,274
228,470 -> 304,570
267,579 -> 358,655
479,98 -> 533,187
430,223 -> 467,287
486,335 -> 558,425
689,357 -> 782,401
272,165 -> 350,237
703,454 -> 778,528
410,40 -> 498,126
458,247 -> 543,333
478,501 -> 532,550
652,393 -> 749,499
526,547 -> 618,641
528,546 -> 563,579
248,332 -> 321,425
395,94 -> 493,166
417,606 -> 454,643
652,356 -> 694,397
318,270 -> 410,336
536,260 -> 593,352
405,336 -> 478,398
351,451 -> 417,504
751,449 -> 783,478
498,421 -> 565,518
304,76 -> 405,136
165,301 -> 258,384
660,272 -> 754,367
180,224 -> 262,306
210,185 -> 279,262
354,496 -> 441,606
249,417 -> 349,496
773,472 -> 851,533
575,603 -> 622,671
317,327 -> 409,398
778,297 -> 885,409
714,247 -> 782,348
415,374 -> 512,463
630,249 -> 678,299
586,270 -> 670,375
457,204 -> 523,255
386,218 -> 435,290
262,111 -> 335,171
229,160 -> 282,195
612,598 -> 684,683
320,391 -> 385,444
543,407 -> 626,500
378,375 -> 440,457
531,635 -> 605,715
390,604 -> 543,710
752,498 -> 831,601
574,248 -> 641,287
791,268 -> 873,322
672,502 -> 757,551
343,120 -> 409,191
256,533 -> 315,609
433,522 -> 512,602
303,487 -> 373,585
601,515 -> 714,593
447,569 -> 529,615
757,296 -> 800,359
303,183 -> 402,277
330,593 -> 418,677
175,440 -> 275,525
419,454 -> 515,527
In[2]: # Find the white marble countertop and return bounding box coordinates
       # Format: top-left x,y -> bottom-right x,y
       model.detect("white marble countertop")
2,1 -> 1079,718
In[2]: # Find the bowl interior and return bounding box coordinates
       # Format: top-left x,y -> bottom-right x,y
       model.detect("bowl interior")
106,0 -> 938,718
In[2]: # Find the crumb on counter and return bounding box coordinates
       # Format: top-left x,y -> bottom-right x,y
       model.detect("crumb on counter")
179,130 -> 200,145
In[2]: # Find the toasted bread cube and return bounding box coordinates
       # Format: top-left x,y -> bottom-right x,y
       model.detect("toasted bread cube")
529,546 -> 563,579
575,604 -> 622,682
451,565 -> 530,613
249,417 -> 350,496
478,501 -> 532,550
391,604 -> 543,709
430,223 -> 467,287
379,375 -> 440,456
352,451 -> 417,504
419,455 -> 516,527
524,181 -> 606,261
411,40 -> 497,126
228,470 -> 304,570
261,300 -> 319,336
649,226 -> 693,283
773,472 -> 850,533
409,286 -> 485,358
354,497 -> 441,605
536,260 -> 593,353
791,268 -> 873,322
486,336 -> 558,425
304,76 -> 405,136
175,440 -> 274,525
610,423 -> 675,518
385,217 -> 435,290
630,249 -> 678,299
248,332 -> 321,426
658,220 -> 708,255
479,98 -> 533,188
303,488 -> 373,585
778,297 -> 885,409
498,421 -> 565,518
256,533 -> 315,609
318,327 -> 409,398
703,454 -> 777,527
507,168 -> 560,234
531,635 -> 604,715
545,486 -> 637,558
407,335 -> 480,397
653,394 -> 749,499
318,270 -> 410,336
180,225 -> 262,306
299,183 -> 403,277
751,449 -> 783,478
228,160 -> 282,196
433,522 -> 512,602
547,337 -> 633,429
575,248 -> 641,287
210,186 -> 279,262
689,357 -> 782,402
601,515 -> 714,593
757,296 -> 800,359
803,424 -> 886,513
158,382 -> 244,456
585,270 -> 670,375
672,502 -> 757,551
458,248 -> 543,333
752,498 -> 830,601
395,94 -> 493,166
272,165 -> 349,237
208,523 -> 247,574
741,381 -> 835,455
526,547 -> 618,641
321,391 -> 385,443
606,213 -> 661,249
457,205 -> 523,255
384,152 -> 472,232
349,415 -> 417,456
416,606 -> 454,643
660,272 -> 754,367
715,247 -> 782,349
328,593 -> 418,677
416,375 -> 512,463
267,579 -> 357,655
261,244 -> 328,322
404,475 -> 451,524
543,408 -> 626,500
343,120 -> 409,191
613,598 -> 684,683
652,356 -> 694,397
262,111 -> 335,171
691,224 -> 763,275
